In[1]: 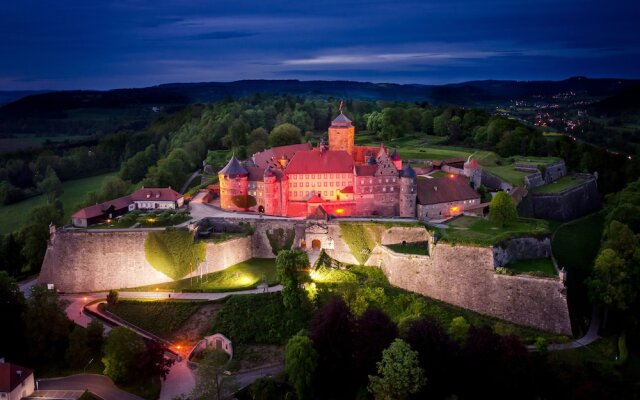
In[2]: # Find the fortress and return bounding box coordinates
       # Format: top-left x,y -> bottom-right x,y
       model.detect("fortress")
217,111 -> 481,218
39,219 -> 572,335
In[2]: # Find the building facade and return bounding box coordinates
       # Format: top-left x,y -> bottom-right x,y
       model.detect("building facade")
218,111 -> 478,219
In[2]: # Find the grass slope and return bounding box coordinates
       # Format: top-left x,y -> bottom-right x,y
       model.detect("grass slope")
533,176 -> 586,194
0,172 -> 117,234
439,216 -> 550,246
144,229 -> 205,279
128,258 -> 277,292
106,299 -> 205,340
505,258 -> 557,277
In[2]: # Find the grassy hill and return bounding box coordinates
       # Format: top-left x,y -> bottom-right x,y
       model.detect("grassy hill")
0,172 -> 116,234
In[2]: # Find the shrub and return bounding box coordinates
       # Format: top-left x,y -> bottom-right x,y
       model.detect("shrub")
144,228 -> 205,279
107,290 -> 119,306
266,228 -> 295,255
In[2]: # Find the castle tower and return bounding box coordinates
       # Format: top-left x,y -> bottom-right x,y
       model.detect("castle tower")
263,167 -> 278,215
218,154 -> 249,210
463,157 -> 482,189
399,164 -> 417,217
328,112 -> 355,156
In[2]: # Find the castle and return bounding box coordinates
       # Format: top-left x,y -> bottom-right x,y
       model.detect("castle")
218,111 -> 481,218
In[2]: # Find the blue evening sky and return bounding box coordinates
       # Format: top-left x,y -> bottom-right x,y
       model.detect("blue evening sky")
1,0 -> 638,90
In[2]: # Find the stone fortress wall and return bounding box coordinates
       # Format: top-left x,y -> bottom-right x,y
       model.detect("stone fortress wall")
527,174 -> 601,221
39,221 -> 571,334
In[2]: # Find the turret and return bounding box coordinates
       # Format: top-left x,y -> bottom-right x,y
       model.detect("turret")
463,157 -> 482,189
218,154 -> 249,211
399,164 -> 417,217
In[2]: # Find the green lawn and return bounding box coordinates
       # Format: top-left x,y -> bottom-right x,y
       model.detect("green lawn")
0,172 -> 117,234
105,299 -> 205,340
127,258 -> 277,292
505,258 -> 557,277
438,216 -> 550,246
387,242 -> 429,255
483,164 -> 530,186
533,176 -> 586,194
429,171 -> 451,178
511,155 -> 562,164
552,212 -> 605,334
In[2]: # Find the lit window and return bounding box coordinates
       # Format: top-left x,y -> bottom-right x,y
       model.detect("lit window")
386,179 -> 389,183
391,187 -> 394,192
306,182 -> 309,187
383,187 -> 386,192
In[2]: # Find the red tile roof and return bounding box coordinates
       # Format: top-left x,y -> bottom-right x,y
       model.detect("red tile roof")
339,185 -> 354,193
307,194 -> 325,203
72,196 -> 132,219
417,176 -> 480,205
0,362 -> 33,392
355,165 -> 377,176
285,149 -> 354,174
131,187 -> 183,202
252,143 -> 312,168
353,145 -> 381,164
308,205 -> 328,220
465,159 -> 481,169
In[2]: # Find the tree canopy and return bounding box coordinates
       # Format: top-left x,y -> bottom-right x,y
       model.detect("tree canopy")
367,338 -> 425,400
489,191 -> 518,227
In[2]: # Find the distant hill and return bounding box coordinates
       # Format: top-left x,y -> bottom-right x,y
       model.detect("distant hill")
0,90 -> 51,106
589,85 -> 640,118
1,77 -> 638,136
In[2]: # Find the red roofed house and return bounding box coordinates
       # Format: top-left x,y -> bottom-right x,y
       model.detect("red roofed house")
416,175 -> 481,220
71,196 -> 133,228
0,360 -> 35,400
71,187 -> 184,227
130,187 -> 184,210
218,110 -> 477,218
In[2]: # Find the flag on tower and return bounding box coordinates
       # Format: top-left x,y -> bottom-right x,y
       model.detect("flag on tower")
339,101 -> 343,112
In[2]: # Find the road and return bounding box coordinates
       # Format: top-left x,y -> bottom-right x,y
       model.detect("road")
37,374 -> 143,400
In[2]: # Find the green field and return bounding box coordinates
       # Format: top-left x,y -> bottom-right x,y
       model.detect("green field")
127,258 -> 277,292
483,165 -> 530,186
505,258 -> 557,277
105,299 -> 205,340
533,176 -> 586,194
438,216 -> 550,246
387,242 -> 429,255
0,172 -> 117,234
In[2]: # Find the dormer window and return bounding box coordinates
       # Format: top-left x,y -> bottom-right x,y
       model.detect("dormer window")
146,193 -> 150,198
156,193 -> 160,198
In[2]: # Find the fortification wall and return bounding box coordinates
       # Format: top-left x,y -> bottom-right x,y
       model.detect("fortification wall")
531,177 -> 601,221
375,243 -> 571,335
202,236 -> 253,274
492,237 -> 552,267
325,223 -> 360,265
39,230 -> 172,293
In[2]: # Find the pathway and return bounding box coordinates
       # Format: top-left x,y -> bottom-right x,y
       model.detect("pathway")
36,374 -> 142,400
527,307 -> 601,351
180,170 -> 201,194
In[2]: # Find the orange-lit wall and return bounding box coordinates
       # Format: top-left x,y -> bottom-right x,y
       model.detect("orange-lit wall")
328,125 -> 354,156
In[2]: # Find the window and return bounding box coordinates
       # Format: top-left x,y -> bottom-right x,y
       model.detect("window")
383,187 -> 386,192
391,187 -> 394,192
361,179 -> 364,184
306,182 -> 309,187
324,182 -> 327,187
385,178 -> 389,183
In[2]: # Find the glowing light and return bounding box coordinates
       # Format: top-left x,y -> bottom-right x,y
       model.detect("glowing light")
155,288 -> 159,291
147,218 -> 156,223
83,296 -> 87,302
449,174 -> 455,178
335,208 -> 345,215
450,206 -> 460,215
176,345 -> 182,350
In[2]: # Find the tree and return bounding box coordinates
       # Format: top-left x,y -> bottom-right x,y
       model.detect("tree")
250,377 -> 281,399
309,296 -> 355,397
269,123 -> 301,147
37,166 -> 63,203
275,250 -> 308,309
102,327 -> 145,383
285,332 -> 317,399
136,340 -> 174,381
0,233 -> 26,276
406,317 -> 458,398
489,191 -> 518,227
588,248 -> 638,311
602,220 -> 638,259
192,349 -> 236,400
367,339 -> 425,400
353,309 -> 398,383
246,127 -> 269,156
25,285 -> 70,362
0,272 -> 26,361
86,319 -> 105,357
66,325 -> 90,368
107,290 -> 119,306
100,176 -> 130,201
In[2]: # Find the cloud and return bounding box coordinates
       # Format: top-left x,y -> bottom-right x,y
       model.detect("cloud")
283,50 -> 501,66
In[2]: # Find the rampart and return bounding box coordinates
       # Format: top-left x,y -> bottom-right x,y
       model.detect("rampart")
371,243 -> 571,335
529,175 -> 601,221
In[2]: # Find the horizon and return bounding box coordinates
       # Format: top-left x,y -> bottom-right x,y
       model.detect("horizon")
2,0 -> 640,91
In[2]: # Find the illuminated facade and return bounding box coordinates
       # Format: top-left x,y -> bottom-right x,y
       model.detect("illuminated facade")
218,112 -> 477,219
